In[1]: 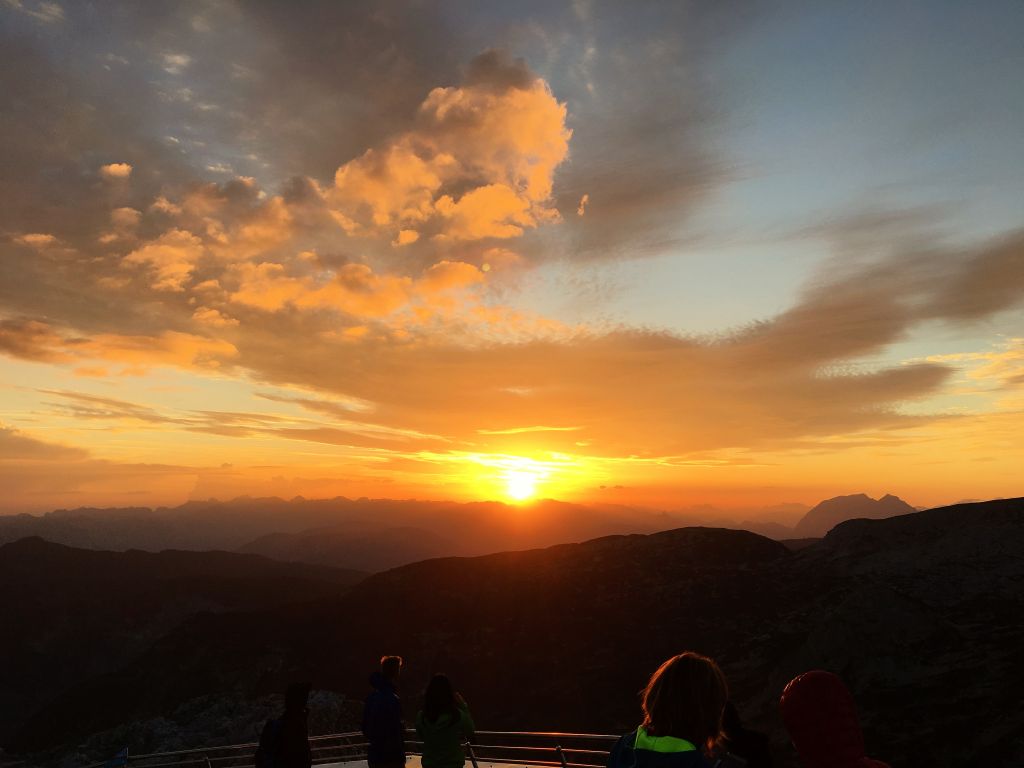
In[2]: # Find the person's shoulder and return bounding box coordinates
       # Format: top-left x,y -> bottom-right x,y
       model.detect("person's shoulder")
607,731 -> 636,767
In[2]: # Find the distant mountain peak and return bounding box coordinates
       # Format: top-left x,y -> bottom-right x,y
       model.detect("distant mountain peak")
793,493 -> 915,538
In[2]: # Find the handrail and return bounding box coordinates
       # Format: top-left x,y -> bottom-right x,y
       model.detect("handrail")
83,728 -> 617,768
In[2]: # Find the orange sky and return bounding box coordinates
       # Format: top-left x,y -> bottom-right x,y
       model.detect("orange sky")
1,3 -> 1023,515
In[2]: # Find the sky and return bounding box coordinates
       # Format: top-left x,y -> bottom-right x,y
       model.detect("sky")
1,0 -> 1022,514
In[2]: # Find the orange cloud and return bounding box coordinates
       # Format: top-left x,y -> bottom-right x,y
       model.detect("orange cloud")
0,318 -> 236,373
327,51 -> 570,244
100,162 -> 132,179
122,228 -> 205,291
14,233 -> 58,248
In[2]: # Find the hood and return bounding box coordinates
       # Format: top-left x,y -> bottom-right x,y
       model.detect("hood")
418,709 -> 458,733
780,671 -> 888,768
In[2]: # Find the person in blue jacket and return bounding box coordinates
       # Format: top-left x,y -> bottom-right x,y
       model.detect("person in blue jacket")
607,652 -> 730,768
363,656 -> 406,768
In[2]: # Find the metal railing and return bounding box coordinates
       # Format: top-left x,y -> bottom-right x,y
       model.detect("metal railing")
84,730 -> 617,768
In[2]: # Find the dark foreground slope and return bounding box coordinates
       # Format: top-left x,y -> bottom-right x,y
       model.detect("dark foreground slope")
9,498 -> 1024,768
0,539 -> 364,746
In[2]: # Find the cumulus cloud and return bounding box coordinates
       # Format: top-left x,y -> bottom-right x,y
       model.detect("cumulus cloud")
327,50 -> 570,244
99,162 -> 133,179
192,306 -> 239,327
122,228 -> 204,291
14,233 -> 58,248
225,259 -> 485,321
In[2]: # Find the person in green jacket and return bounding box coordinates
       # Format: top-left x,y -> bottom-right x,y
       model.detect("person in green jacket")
415,674 -> 475,768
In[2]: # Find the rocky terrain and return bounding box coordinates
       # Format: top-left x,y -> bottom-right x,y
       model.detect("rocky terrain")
4,497 -> 1021,767
0,539 -> 364,751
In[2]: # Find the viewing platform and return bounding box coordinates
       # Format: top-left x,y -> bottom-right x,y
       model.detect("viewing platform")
83,730 -> 618,768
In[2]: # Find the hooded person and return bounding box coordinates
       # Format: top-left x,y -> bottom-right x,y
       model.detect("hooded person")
779,671 -> 891,768
415,674 -> 476,768
363,656 -> 406,768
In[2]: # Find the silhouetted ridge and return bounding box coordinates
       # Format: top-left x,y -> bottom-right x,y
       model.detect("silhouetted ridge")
822,496 -> 1024,551
793,493 -> 915,538
7,504 -> 1024,768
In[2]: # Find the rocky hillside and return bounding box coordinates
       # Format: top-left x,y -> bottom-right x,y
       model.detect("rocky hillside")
6,498 -> 1023,768
0,539 -> 364,747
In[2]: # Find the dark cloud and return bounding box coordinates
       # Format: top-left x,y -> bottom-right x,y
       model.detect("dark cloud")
0,425 -> 89,461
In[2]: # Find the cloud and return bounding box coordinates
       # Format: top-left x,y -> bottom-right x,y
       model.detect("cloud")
192,307 -> 239,328
0,318 -> 68,362
0,423 -> 87,460
99,162 -> 133,179
478,426 -> 583,435
122,229 -> 204,291
161,52 -> 191,74
327,50 -> 571,245
0,318 -> 237,373
39,390 -> 187,425
14,233 -> 58,248
6,1 -> 65,24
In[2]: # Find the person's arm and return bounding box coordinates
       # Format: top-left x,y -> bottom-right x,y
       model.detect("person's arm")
606,734 -> 625,768
458,703 -> 475,742
362,695 -> 374,739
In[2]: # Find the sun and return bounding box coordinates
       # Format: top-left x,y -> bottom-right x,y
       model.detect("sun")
505,469 -> 539,501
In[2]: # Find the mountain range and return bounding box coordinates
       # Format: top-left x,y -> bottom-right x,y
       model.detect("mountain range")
2,497 -> 1021,768
0,493 -> 918,572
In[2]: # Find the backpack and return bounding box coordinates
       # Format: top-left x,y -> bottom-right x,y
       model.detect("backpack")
255,718 -> 282,768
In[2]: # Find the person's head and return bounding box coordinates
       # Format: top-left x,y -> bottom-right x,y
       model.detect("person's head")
640,652 -> 729,749
285,681 -> 311,714
381,655 -> 403,684
423,673 -> 458,723
780,670 -> 890,768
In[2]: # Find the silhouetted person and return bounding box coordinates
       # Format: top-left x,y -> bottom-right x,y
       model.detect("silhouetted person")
607,651 -> 730,768
716,702 -> 772,768
416,674 -> 476,768
363,655 -> 405,768
256,682 -> 312,768
779,671 -> 891,768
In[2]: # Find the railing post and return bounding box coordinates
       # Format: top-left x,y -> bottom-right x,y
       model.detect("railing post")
465,742 -> 479,768
555,745 -> 568,768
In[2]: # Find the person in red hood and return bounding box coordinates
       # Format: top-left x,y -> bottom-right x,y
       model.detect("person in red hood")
779,671 -> 891,768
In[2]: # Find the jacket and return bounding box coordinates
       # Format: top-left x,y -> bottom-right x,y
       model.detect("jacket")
363,672 -> 405,763
415,703 -> 475,768
607,728 -> 713,768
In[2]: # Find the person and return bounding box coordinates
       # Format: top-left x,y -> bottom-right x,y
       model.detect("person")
779,670 -> 891,768
255,681 -> 312,768
363,655 -> 406,768
415,674 -> 476,768
607,652 -> 730,768
715,702 -> 772,768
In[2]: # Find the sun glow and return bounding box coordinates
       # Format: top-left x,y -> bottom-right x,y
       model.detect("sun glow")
504,469 -> 540,501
